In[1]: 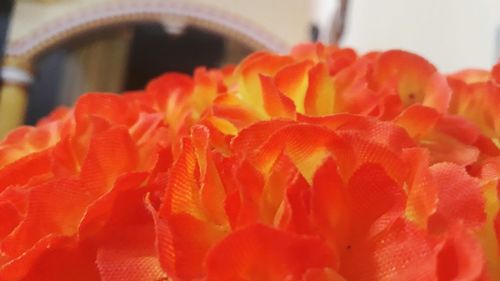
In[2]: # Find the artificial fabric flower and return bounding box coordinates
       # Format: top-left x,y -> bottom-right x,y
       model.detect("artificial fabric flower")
0,43 -> 498,280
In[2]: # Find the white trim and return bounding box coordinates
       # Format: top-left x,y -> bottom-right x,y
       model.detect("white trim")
7,0 -> 289,57
1,66 -> 33,85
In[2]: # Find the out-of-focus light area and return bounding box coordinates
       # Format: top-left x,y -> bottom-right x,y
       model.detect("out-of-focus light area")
315,0 -> 500,72
347,0 -> 500,72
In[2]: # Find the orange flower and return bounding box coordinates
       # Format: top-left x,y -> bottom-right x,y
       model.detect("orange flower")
0,92 -> 172,280
0,43 -> 499,280
156,117 -> 489,280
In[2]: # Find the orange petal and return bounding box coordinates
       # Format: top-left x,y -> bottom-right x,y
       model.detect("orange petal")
397,106 -> 481,166
250,124 -> 344,184
332,115 -> 415,153
159,137 -> 202,219
128,113 -> 163,145
157,213 -> 225,280
311,158 -> 349,250
326,48 -> 357,75
36,106 -> 71,126
224,189 -> 241,230
333,59 -> 379,114
14,241 -> 100,281
262,153 -> 298,226
340,219 -> 437,281
290,43 -> 326,61
374,50 -> 451,112
80,126 -> 138,198
304,63 -> 336,116
274,60 -> 314,113
0,150 -> 53,193
192,126 -> 227,225
447,78 -> 499,138
259,74 -> 296,118
402,148 -> 438,228
372,91 -> 404,120
302,268 -> 347,281
205,224 -> 336,281
347,163 -> 405,240
230,119 -> 295,157
436,225 -> 487,281
75,93 -> 138,129
0,185 -> 28,216
0,202 -> 20,241
198,116 -> 235,153
0,236 -> 75,281
492,62 -> 500,86
212,93 -> 262,128
421,130 -> 480,166
436,115 -> 480,145
78,172 -> 148,238
0,121 -> 67,168
1,179 -> 87,258
394,104 -> 440,139
232,160 -> 265,227
51,136 -> 80,178
280,173 -> 314,234
237,53 -> 294,112
495,211 -> 500,255
338,134 -> 409,186
428,163 -> 486,232
96,225 -> 166,281
449,69 -> 491,84
474,135 -> 500,157
145,73 -> 194,111
191,67 -> 219,115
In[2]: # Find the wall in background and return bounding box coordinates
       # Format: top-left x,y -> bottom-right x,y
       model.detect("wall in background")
315,0 -> 500,73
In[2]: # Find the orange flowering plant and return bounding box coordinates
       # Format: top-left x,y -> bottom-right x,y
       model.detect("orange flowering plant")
0,43 -> 499,281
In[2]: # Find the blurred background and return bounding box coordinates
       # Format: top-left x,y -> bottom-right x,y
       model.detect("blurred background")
0,0 -> 499,137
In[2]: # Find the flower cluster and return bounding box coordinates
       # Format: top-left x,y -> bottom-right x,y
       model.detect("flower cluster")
0,43 -> 499,281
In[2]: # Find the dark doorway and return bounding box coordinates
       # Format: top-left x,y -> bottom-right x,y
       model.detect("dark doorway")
124,24 -> 226,90
25,23 -> 253,125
